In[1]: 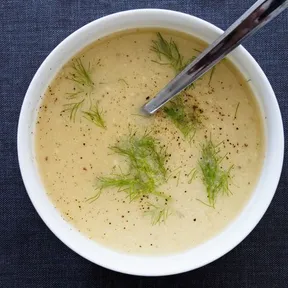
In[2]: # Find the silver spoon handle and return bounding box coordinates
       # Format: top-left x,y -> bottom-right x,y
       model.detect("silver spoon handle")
142,0 -> 288,115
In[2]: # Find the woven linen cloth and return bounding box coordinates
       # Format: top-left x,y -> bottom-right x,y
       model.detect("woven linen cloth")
0,0 -> 287,287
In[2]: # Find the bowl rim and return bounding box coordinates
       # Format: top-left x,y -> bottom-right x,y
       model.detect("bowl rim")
17,8 -> 284,276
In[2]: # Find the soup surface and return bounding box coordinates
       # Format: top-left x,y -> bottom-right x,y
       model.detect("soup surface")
35,29 -> 264,254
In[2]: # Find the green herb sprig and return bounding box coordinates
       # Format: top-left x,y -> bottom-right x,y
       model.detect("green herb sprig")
150,33 -> 203,139
89,132 -> 172,225
62,99 -> 84,122
82,104 -> 106,129
234,102 -> 240,120
65,89 -> 84,100
163,95 -> 202,141
197,138 -> 233,207
69,58 -> 94,88
187,168 -> 198,184
151,32 -> 184,73
145,202 -> 171,225
62,58 -> 106,128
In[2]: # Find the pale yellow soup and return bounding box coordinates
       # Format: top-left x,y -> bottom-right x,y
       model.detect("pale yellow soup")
35,29 -> 264,254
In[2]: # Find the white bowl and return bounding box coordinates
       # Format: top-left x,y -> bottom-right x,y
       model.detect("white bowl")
17,9 -> 284,276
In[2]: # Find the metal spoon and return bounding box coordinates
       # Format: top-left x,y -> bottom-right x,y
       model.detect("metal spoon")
142,0 -> 288,115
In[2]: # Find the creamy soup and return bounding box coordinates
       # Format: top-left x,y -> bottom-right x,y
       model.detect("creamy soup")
35,29 -> 264,254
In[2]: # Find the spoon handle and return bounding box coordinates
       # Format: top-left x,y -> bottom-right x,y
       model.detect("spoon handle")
142,0 -> 288,115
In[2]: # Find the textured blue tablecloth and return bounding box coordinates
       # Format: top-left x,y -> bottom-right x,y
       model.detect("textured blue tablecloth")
1,0 -> 287,287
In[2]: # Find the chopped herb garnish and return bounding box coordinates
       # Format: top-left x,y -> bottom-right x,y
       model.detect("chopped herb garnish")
151,32 -> 184,73
187,168 -> 198,184
197,138 -> 233,207
150,33 -> 203,139
69,58 -> 94,88
193,48 -> 202,53
82,104 -> 106,129
163,95 -> 202,140
62,99 -> 84,122
63,58 -> 106,127
118,78 -> 129,87
234,102 -> 240,120
151,33 -> 200,74
145,202 -> 171,225
175,170 -> 181,186
65,89 -> 84,100
89,132 -> 173,224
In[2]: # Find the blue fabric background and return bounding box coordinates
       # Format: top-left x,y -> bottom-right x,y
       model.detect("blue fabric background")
0,0 -> 287,287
